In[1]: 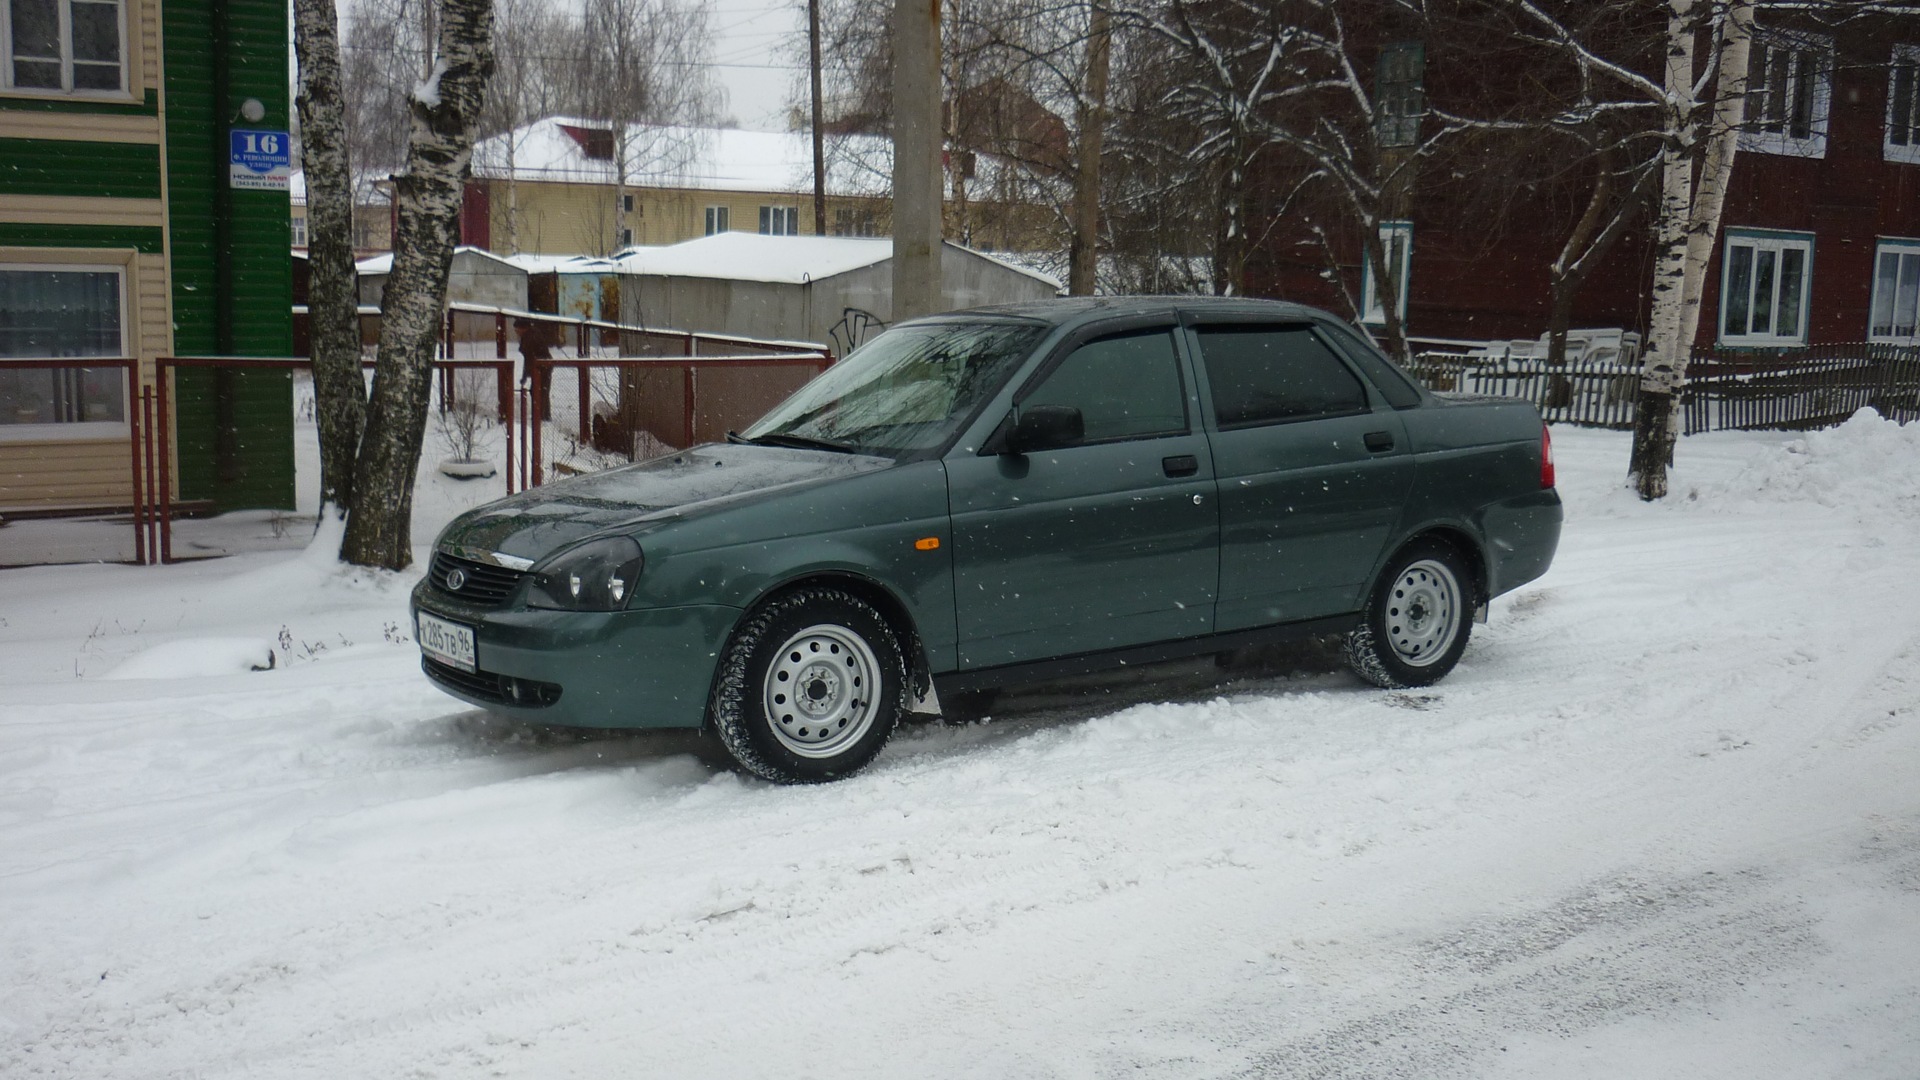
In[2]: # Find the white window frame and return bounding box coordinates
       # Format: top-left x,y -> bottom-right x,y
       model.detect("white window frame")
0,261 -> 129,440
1,0 -> 129,97
1740,28 -> 1832,159
1886,44 -> 1920,165
290,216 -> 308,249
1869,237 -> 1920,344
1360,221 -> 1412,326
759,204 -> 798,236
1718,229 -> 1814,347
704,205 -> 729,235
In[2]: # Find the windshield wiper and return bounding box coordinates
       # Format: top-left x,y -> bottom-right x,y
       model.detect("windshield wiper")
740,432 -> 860,454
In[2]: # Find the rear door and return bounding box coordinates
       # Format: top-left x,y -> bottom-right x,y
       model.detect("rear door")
947,323 -> 1219,668
1189,321 -> 1415,631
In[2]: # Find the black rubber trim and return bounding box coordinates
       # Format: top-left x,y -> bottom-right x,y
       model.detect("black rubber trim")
933,614 -> 1360,695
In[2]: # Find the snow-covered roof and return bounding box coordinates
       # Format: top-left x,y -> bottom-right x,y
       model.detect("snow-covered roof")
289,170 -> 393,206
500,253 -> 621,275
355,246 -> 526,278
615,233 -> 895,285
470,117 -> 894,198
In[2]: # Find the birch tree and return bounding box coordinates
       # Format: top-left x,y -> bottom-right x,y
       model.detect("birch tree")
1478,0 -> 1754,498
293,0 -> 366,513
297,0 -> 496,568
341,0 -> 496,568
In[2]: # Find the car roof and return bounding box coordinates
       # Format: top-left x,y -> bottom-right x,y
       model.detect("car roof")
924,295 -> 1336,330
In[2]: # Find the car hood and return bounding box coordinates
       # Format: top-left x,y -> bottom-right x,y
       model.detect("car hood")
436,443 -> 893,564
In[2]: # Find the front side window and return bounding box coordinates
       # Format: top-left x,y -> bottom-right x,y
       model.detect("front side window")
0,266 -> 125,428
1870,238 -> 1920,343
1195,325 -> 1369,428
4,0 -> 124,93
1887,44 -> 1920,165
1720,230 -> 1812,346
1022,329 -> 1187,443
1742,29 -> 1832,158
1361,221 -> 1412,326
704,205 -> 729,235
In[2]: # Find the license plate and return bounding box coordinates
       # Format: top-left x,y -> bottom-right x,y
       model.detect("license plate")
417,610 -> 477,673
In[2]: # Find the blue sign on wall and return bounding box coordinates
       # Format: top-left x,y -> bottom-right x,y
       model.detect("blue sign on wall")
229,129 -> 292,191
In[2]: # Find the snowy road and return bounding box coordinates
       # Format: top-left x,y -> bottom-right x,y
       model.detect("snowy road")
2,421 -> 1917,1078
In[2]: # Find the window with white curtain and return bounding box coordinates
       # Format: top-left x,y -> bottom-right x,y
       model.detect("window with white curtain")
1360,221 -> 1412,326
1886,44 -> 1920,165
1870,239 -> 1920,344
1719,230 -> 1813,346
1741,29 -> 1832,159
0,266 -> 126,428
3,0 -> 126,93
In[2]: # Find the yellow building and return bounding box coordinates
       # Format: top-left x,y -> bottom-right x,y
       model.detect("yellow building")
464,118 -> 1052,258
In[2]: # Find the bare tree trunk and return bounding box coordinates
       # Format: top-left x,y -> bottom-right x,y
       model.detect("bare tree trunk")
342,0 -> 496,568
1362,222 -> 1413,365
1068,1 -> 1109,296
1547,159 -> 1615,369
1630,0 -> 1698,500
294,0 -> 368,515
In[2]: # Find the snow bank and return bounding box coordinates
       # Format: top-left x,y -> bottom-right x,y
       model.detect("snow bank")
104,637 -> 276,679
1706,408 -> 1920,517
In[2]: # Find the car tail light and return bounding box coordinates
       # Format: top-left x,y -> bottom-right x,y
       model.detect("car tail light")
1540,424 -> 1556,489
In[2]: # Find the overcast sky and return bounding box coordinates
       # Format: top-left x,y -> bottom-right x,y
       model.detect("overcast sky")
706,0 -> 807,131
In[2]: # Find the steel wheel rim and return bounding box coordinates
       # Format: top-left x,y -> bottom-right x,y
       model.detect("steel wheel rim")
762,623 -> 882,758
1385,559 -> 1461,668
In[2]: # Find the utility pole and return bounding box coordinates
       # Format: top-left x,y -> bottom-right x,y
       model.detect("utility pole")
891,0 -> 942,320
810,0 -> 827,236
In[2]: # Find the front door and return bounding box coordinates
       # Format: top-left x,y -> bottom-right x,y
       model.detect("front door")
948,326 -> 1219,669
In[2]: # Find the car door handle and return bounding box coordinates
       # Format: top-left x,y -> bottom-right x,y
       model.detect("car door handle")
1364,431 -> 1395,453
1162,454 -> 1199,478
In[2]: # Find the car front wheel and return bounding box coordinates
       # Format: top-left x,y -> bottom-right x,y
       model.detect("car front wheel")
709,587 -> 904,783
1345,540 -> 1473,689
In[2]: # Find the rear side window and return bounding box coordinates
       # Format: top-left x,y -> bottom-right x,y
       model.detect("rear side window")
1023,328 -> 1188,442
1194,325 -> 1369,427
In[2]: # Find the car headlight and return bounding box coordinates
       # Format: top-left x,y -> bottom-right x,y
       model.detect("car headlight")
527,536 -> 645,611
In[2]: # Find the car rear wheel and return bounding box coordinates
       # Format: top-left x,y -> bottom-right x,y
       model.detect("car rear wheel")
709,587 -> 904,783
1345,540 -> 1473,689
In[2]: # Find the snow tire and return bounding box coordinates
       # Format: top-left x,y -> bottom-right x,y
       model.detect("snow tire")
709,587 -> 905,784
1345,539 -> 1474,689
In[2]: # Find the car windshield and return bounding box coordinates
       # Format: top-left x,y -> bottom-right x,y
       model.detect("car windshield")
741,320 -> 1046,456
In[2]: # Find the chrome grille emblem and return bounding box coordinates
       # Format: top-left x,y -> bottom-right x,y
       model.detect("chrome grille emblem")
446,568 -> 467,591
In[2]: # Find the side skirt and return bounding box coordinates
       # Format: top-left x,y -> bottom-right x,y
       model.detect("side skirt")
932,614 -> 1361,697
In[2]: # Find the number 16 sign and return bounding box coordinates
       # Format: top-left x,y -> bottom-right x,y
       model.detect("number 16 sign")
230,129 -> 292,191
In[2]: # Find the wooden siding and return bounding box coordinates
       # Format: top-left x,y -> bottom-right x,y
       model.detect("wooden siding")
163,0 -> 296,512
0,438 -> 135,511
0,139 -> 163,199
0,109 -> 162,144
0,195 -> 166,230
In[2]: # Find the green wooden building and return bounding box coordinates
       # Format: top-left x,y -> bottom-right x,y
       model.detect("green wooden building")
2,0 -> 295,516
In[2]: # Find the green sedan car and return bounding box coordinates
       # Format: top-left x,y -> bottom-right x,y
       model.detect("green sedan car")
412,297 -> 1561,782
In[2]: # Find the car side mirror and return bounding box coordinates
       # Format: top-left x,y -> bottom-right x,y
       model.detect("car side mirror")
1003,404 -> 1085,455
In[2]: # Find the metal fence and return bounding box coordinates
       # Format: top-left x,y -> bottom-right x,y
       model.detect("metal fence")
1404,343 -> 1920,433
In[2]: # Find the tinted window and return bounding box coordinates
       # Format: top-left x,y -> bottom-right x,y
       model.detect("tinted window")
1195,325 -> 1369,427
1318,323 -> 1425,408
1023,329 -> 1187,442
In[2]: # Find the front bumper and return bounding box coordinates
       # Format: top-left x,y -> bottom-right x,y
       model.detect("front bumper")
410,580 -> 742,729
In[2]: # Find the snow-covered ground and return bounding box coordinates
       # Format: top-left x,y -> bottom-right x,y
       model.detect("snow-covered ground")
2,417 -> 1917,1078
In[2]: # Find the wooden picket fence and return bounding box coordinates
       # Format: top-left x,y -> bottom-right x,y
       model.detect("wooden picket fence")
1404,343 -> 1920,433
